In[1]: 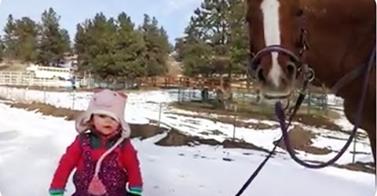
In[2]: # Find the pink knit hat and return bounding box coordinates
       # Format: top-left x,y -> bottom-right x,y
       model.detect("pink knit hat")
75,89 -> 131,138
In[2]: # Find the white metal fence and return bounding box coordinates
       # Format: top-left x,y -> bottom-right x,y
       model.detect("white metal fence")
0,71 -> 77,88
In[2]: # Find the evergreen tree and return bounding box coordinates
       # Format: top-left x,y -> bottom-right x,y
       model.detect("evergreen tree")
74,21 -> 91,70
75,12 -> 146,81
113,12 -> 146,79
3,14 -> 17,59
182,40 -> 212,76
14,17 -> 39,62
38,8 -> 71,66
139,14 -> 170,76
3,15 -> 40,63
86,13 -> 118,80
74,12 -> 170,80
177,0 -> 248,77
0,36 -> 4,62
226,0 -> 249,75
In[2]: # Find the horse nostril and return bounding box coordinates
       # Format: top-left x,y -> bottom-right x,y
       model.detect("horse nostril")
286,63 -> 296,78
256,67 -> 265,82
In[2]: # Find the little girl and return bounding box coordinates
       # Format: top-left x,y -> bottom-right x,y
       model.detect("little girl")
49,89 -> 143,196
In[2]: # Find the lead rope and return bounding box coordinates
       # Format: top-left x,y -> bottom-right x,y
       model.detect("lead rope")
235,79 -> 309,196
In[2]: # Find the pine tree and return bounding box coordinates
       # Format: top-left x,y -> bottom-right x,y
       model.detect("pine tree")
113,12 -> 146,79
139,14 -> 170,76
74,12 -> 170,81
3,14 -> 17,59
226,0 -> 249,75
14,17 -> 39,62
86,13 -> 118,80
74,21 -> 91,71
3,15 -> 40,63
38,8 -> 71,66
0,36 -> 4,62
177,0 -> 248,77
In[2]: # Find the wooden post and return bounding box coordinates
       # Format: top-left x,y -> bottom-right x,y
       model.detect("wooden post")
232,104 -> 237,140
158,102 -> 162,128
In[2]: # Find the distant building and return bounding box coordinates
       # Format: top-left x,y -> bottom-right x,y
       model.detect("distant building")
26,64 -> 74,80
60,53 -> 78,70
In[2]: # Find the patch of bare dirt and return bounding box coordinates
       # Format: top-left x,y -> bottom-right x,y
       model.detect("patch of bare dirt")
156,128 -> 221,146
222,139 -> 271,153
275,125 -> 332,155
155,128 -> 271,153
294,114 -> 342,130
129,124 -> 165,139
0,60 -> 28,71
303,160 -> 376,174
334,162 -> 375,174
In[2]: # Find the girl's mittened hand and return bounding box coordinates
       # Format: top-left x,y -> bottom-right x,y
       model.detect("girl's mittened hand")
126,186 -> 142,196
126,192 -> 142,196
50,194 -> 63,196
49,189 -> 64,196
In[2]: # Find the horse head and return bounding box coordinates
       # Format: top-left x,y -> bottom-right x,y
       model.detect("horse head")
246,0 -> 307,100
246,0 -> 375,99
246,0 -> 376,161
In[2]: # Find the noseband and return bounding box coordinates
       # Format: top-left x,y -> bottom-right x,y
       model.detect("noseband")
248,25 -> 313,84
249,45 -> 301,71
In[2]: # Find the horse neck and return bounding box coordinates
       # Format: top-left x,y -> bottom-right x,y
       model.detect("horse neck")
298,0 -> 376,162
301,0 -> 375,89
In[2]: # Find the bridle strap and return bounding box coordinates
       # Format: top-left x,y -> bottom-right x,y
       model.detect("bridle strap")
249,45 -> 301,70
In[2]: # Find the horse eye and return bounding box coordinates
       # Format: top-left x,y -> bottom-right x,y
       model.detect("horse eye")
296,9 -> 303,17
289,56 -> 298,63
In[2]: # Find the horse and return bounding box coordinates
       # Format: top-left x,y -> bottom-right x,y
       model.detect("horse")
245,0 -> 376,163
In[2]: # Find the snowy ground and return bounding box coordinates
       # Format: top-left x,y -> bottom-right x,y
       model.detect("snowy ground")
0,87 -> 374,196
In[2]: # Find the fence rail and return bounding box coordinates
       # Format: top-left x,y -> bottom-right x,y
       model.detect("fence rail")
0,71 -> 77,88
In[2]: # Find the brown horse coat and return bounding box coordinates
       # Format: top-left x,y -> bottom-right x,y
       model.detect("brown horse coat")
246,0 -> 376,162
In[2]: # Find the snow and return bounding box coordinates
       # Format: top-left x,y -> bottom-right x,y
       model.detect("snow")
0,86 -> 374,196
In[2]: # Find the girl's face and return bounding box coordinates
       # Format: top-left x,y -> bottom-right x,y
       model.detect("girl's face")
92,114 -> 120,136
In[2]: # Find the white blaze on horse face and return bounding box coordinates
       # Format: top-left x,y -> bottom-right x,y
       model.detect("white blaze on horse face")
261,0 -> 283,88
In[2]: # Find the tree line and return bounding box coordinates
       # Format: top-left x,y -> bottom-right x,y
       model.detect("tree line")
0,0 -> 250,81
0,8 -> 171,81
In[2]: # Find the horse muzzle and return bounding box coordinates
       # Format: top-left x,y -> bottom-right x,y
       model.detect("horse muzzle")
248,45 -> 314,100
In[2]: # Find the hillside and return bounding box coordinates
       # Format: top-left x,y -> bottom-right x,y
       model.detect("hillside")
0,60 -> 28,71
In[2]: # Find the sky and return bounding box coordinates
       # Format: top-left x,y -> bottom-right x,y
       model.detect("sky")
0,0 -> 202,44
0,86 -> 374,195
